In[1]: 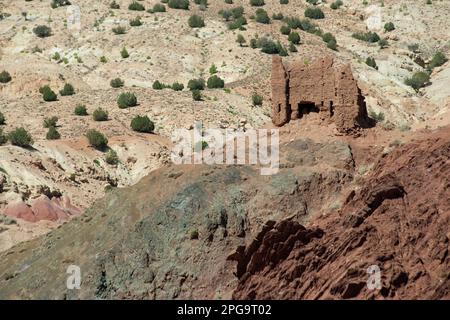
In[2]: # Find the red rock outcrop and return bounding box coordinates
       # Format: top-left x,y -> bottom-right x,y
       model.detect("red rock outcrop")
231,128 -> 450,300
271,56 -> 370,133
4,195 -> 82,222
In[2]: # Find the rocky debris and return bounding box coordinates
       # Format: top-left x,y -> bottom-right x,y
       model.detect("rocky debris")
0,138 -> 355,299
232,128 -> 450,300
4,195 -> 81,222
271,56 -> 372,133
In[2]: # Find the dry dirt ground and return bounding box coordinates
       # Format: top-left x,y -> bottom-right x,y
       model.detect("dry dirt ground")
0,0 -> 449,273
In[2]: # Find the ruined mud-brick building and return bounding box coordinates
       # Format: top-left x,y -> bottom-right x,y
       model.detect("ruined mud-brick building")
271,56 -> 370,133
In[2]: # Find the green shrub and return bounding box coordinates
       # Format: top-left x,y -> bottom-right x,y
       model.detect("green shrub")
188,14 -> 205,28
289,42 -> 298,52
280,25 -> 291,35
236,34 -> 246,46
0,71 -> 12,83
60,83 -> 75,96
51,0 -> 71,8
192,89 -> 202,101
0,129 -> 7,145
304,8 -> 324,19
288,32 -> 300,44
172,82 -> 184,91
110,78 -> 124,88
8,128 -> 33,147
255,9 -> 270,24
0,112 -> 5,125
429,52 -> 448,70
327,39 -> 337,50
121,47 -> 129,58
306,0 -> 318,4
110,1 -> 120,9
130,16 -> 142,26
280,0 -> 288,3
33,25 -> 52,38
272,13 -> 283,20
86,129 -> 108,150
207,75 -> 225,89
112,26 -> 126,34
228,16 -> 247,30
369,110 -> 385,123
74,104 -> 88,116
43,116 -> 58,128
188,78 -> 205,91
252,93 -> 263,106
117,92 -> 137,108
40,85 -> 57,102
366,57 -> 378,69
330,0 -> 343,9
250,0 -> 265,6
46,126 -> 61,140
384,22 -> 395,32
322,32 -> 337,50
231,6 -> 244,18
131,115 -> 154,133
378,38 -> 388,49
153,80 -> 165,90
405,71 -> 430,91
152,4 -> 166,12
225,0 -> 233,3
93,108 -> 109,121
352,31 -> 380,43
105,149 -> 119,165
128,1 -> 145,11
168,0 -> 190,9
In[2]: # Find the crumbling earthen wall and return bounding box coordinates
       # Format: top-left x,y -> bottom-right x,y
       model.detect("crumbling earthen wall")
271,56 -> 370,133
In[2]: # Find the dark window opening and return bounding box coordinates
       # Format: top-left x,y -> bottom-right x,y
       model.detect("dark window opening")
277,103 -> 281,113
298,102 -> 319,117
330,101 -> 334,117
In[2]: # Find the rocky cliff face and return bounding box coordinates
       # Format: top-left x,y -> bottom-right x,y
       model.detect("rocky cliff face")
232,128 -> 450,300
271,57 -> 371,133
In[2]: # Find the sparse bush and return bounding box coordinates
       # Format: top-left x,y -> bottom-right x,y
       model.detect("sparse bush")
429,52 -> 448,70
46,126 -> 61,140
280,25 -> 291,35
304,8 -> 324,19
366,57 -> 378,69
110,78 -> 124,88
0,129 -> 7,145
0,112 -> 5,125
117,92 -> 137,108
192,89 -> 202,101
130,16 -> 142,27
153,80 -> 164,90
250,0 -> 265,6
60,83 -> 75,96
74,104 -> 88,116
110,1 -> 120,9
131,115 -> 154,133
209,64 -> 218,75
188,78 -> 205,91
405,71 -> 430,91
252,93 -> 263,106
188,14 -> 205,28
8,128 -> 33,147
51,0 -> 71,8
0,71 -> 12,83
228,16 -> 247,30
40,85 -> 57,102
86,129 -> 108,150
105,149 -> 119,165
152,4 -> 166,12
121,47 -> 129,58
112,26 -> 126,35
190,230 -> 199,240
330,0 -> 343,9
369,110 -> 385,123
327,39 -> 337,50
352,31 -> 380,43
43,116 -> 58,128
288,32 -> 300,44
255,9 -> 270,24
100,56 -> 108,63
378,38 -> 388,49
172,82 -> 184,91
236,34 -> 246,46
289,42 -> 298,52
128,1 -> 145,11
280,0 -> 288,3
207,75 -> 225,89
33,25 -> 52,37
225,0 -> 233,4
384,22 -> 395,32
168,0 -> 189,10
272,13 -> 283,20
93,108 -> 109,121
